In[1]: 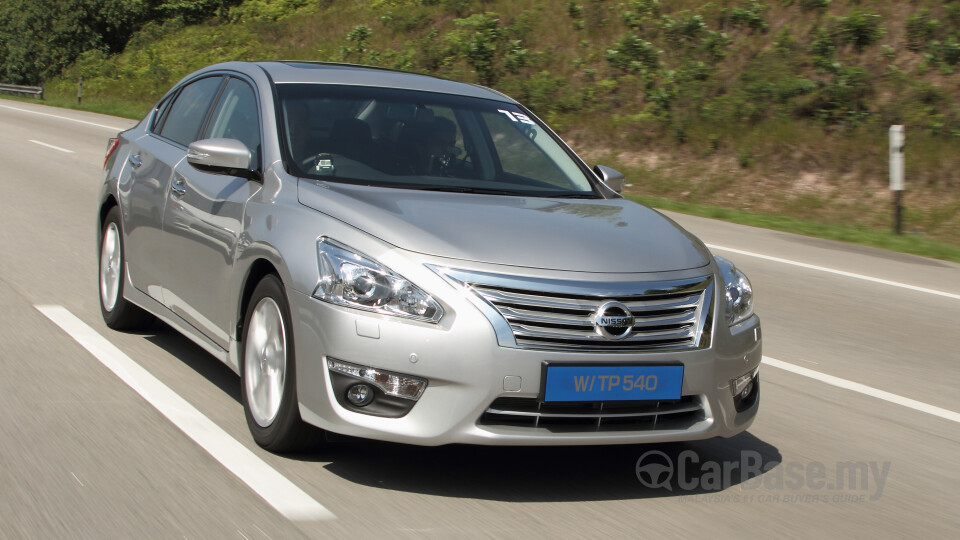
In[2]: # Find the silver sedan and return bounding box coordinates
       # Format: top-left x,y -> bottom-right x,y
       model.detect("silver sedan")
98,61 -> 761,451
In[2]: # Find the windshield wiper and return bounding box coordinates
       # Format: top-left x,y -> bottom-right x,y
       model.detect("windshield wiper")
419,186 -> 528,196
545,193 -> 602,199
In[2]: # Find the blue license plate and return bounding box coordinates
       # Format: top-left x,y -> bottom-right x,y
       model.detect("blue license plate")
543,365 -> 684,402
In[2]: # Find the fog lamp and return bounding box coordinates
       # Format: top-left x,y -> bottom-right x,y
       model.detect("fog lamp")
731,370 -> 757,397
327,359 -> 427,401
731,368 -> 759,412
346,383 -> 375,407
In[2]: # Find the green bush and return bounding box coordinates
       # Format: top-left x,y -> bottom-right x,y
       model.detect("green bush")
380,11 -> 433,33
813,65 -> 873,124
799,0 -> 830,11
941,38 -> 960,66
728,1 -> 768,32
160,0 -> 239,24
834,9 -> 884,52
605,33 -> 661,74
620,0 -> 661,30
906,10 -> 940,52
341,24 -> 373,61
441,0 -> 475,17
228,0 -> 308,22
663,13 -> 707,46
947,4 -> 960,30
454,12 -> 503,85
774,27 -> 799,52
520,71 -> 567,114
504,40 -> 528,73
699,30 -> 732,61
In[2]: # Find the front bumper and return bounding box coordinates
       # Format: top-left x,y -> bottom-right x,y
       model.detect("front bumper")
290,280 -> 762,446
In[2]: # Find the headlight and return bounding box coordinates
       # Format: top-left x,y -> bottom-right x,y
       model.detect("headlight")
715,255 -> 754,326
314,238 -> 443,323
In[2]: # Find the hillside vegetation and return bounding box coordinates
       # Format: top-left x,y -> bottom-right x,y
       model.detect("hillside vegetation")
5,0 -> 960,247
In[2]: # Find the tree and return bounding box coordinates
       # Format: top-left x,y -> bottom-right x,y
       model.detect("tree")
456,12 -> 502,86
0,0 -> 239,84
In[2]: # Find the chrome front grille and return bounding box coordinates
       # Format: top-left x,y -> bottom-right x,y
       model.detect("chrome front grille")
480,396 -> 706,433
433,267 -> 713,352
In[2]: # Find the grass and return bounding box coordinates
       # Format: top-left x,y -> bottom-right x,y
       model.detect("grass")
628,194 -> 960,263
1,92 -> 149,120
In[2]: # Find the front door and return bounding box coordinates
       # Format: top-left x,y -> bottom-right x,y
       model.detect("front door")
159,77 -> 262,349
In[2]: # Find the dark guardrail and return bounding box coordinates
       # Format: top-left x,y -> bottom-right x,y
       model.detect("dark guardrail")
0,83 -> 44,99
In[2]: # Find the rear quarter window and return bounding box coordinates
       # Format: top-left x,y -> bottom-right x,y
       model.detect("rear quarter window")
150,94 -> 175,133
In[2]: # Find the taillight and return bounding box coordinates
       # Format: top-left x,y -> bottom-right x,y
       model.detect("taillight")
104,138 -> 119,170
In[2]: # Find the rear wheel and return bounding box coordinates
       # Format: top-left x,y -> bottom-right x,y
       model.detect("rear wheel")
241,274 -> 320,452
99,206 -> 154,330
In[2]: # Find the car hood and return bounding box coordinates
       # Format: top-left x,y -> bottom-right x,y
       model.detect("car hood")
297,182 -> 711,273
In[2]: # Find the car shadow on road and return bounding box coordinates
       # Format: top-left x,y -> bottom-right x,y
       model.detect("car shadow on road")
141,321 -> 242,403
308,432 -> 781,503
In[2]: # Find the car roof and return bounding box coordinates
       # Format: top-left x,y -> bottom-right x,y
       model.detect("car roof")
197,61 -> 516,104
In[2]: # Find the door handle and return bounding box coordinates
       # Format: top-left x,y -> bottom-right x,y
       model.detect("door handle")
128,154 -> 142,169
171,177 -> 186,198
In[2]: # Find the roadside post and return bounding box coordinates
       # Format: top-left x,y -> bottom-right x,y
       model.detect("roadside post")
889,125 -> 904,235
77,77 -> 83,105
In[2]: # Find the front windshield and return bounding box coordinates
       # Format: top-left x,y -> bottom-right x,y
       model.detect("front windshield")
276,84 -> 599,197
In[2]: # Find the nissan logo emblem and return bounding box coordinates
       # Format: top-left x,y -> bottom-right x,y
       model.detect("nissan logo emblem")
594,301 -> 635,340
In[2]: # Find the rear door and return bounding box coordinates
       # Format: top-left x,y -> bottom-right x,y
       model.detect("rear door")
123,76 -> 224,302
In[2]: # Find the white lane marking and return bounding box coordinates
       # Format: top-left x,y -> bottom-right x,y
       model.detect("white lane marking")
1,104 -> 130,131
35,305 -> 336,522
253,525 -> 273,540
707,244 -> 960,301
71,472 -> 85,487
29,139 -> 74,153
763,356 -> 960,424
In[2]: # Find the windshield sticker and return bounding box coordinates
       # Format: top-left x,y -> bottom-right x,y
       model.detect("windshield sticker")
497,109 -> 535,125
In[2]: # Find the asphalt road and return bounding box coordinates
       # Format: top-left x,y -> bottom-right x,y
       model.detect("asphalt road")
1,98 -> 958,539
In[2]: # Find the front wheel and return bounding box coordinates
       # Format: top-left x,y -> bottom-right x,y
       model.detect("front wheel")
99,206 -> 154,330
241,274 -> 320,452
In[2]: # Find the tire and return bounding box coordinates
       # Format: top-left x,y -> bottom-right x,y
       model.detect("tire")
99,206 -> 154,330
241,274 -> 320,452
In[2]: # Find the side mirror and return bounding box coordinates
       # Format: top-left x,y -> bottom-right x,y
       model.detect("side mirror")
187,138 -> 258,180
593,164 -> 625,193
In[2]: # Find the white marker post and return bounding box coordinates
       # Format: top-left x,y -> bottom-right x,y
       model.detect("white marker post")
889,125 -> 904,235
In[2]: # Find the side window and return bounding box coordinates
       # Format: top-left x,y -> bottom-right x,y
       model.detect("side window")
150,94 -> 175,133
159,76 -> 223,147
203,78 -> 261,169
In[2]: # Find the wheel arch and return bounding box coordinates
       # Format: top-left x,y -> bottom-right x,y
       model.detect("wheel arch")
100,194 -> 118,218
98,195 -> 119,231
236,258 -> 282,342
97,195 -> 120,261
